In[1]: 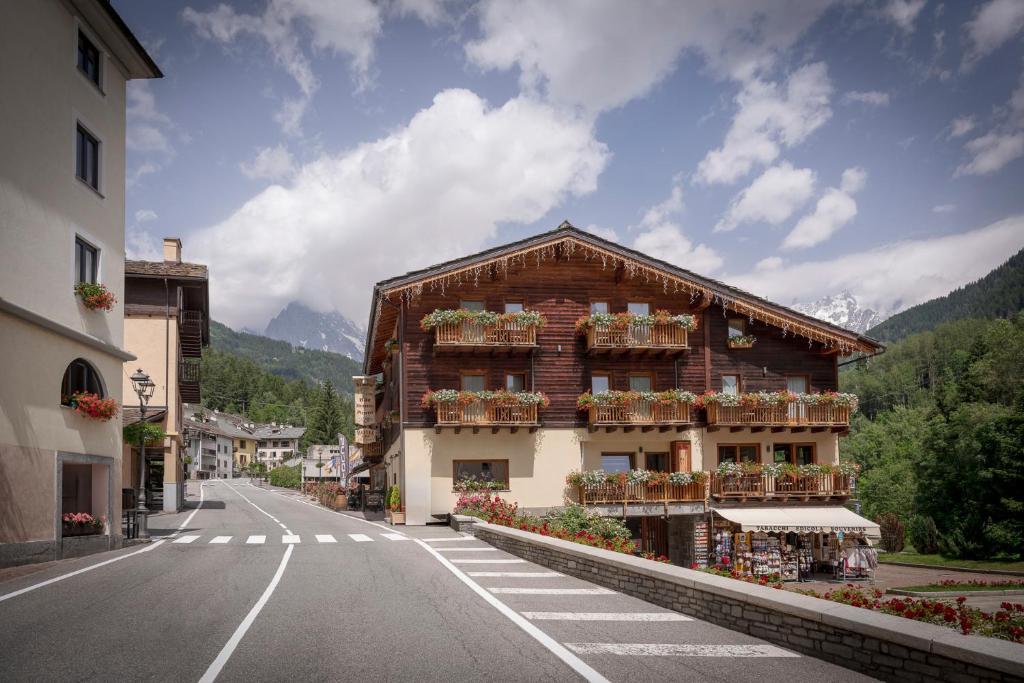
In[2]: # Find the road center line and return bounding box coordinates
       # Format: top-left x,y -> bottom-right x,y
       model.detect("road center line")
198,544 -> 294,683
224,483 -> 290,534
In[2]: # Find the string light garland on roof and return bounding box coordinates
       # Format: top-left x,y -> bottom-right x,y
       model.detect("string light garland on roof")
367,235 -> 873,366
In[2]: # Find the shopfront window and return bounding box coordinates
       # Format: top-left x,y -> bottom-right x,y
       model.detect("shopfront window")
601,453 -> 633,473
718,444 -> 758,464
453,460 -> 509,487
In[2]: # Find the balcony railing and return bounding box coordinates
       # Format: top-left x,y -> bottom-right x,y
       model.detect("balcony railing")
586,323 -> 688,352
588,400 -> 691,427
710,472 -> 853,500
433,320 -> 538,349
706,403 -> 852,428
179,360 -> 201,402
577,481 -> 705,505
435,399 -> 538,427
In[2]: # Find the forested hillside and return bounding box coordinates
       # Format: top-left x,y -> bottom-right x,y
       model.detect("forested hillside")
841,315 -> 1024,559
866,248 -> 1024,342
209,320 -> 360,394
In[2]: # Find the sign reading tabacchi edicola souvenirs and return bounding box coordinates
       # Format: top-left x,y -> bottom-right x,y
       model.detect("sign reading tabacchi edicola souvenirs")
353,378 -> 375,427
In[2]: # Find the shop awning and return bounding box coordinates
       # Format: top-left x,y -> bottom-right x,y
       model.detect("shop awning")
712,506 -> 880,539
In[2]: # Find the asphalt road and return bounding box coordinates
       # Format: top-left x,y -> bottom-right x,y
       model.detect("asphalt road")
0,480 -> 875,682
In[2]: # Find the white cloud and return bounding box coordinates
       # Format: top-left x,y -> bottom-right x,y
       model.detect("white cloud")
731,215 -> 1024,316
465,0 -> 836,114
755,256 -> 784,271
629,177 -> 722,274
390,0 -> 449,25
190,89 -> 609,328
843,90 -> 890,106
125,225 -> 162,261
126,81 -> 178,182
961,0 -> 1024,71
695,63 -> 833,185
134,209 -> 158,223
715,162 -> 817,232
583,224 -> 620,242
882,0 -> 927,33
240,144 -> 296,180
183,0 -> 383,135
956,131 -> 1024,176
782,167 -> 867,249
932,203 -> 956,213
949,115 -> 977,138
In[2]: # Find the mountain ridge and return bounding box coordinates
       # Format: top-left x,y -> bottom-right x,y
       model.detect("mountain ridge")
792,290 -> 883,334
263,301 -> 365,361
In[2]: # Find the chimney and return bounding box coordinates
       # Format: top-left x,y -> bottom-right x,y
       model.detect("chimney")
163,237 -> 182,263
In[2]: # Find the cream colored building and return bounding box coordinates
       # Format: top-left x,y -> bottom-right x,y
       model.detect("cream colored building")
255,425 -> 305,470
0,0 -> 160,566
122,240 -> 209,511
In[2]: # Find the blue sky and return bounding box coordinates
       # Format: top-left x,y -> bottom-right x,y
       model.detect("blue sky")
116,0 -> 1024,331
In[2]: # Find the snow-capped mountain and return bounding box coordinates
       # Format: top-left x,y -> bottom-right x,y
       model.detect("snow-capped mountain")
792,291 -> 885,334
263,302 -> 366,361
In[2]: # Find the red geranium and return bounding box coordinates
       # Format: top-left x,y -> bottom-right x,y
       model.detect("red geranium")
69,392 -> 118,421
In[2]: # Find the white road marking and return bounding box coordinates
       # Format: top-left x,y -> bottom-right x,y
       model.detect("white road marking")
173,535 -> 200,544
467,572 -> 563,578
246,536 -> 266,544
381,533 -> 410,541
223,483 -> 289,532
489,588 -> 615,595
434,547 -> 497,552
282,535 -> 300,544
168,481 -> 206,538
209,536 -> 232,544
450,559 -> 527,564
421,536 -> 477,542
523,613 -> 693,622
348,534 -> 373,542
564,644 -> 799,658
413,538 -> 609,683
315,534 -> 337,543
198,545 -> 295,683
278,523 -> 287,529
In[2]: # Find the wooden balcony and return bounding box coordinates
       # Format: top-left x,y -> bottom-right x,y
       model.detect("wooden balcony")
577,481 -> 705,506
433,320 -> 537,353
710,472 -> 853,502
586,322 -> 688,355
178,309 -> 204,358
178,360 -> 200,403
588,400 -> 691,433
434,399 -> 538,433
705,403 -> 852,433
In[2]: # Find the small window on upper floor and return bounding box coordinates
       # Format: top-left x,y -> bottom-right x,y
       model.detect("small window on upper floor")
76,124 -> 100,191
461,374 -> 486,392
728,318 -> 746,338
75,237 -> 98,284
77,31 -> 100,87
628,374 -> 652,392
460,300 -> 484,311
61,358 -> 104,405
504,301 -> 524,313
627,302 -> 649,316
591,373 -> 610,394
506,373 -> 526,392
722,374 -> 740,395
590,301 -> 609,314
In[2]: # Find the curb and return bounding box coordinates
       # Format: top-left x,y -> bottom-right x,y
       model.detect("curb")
879,560 -> 1024,577
887,588 -> 1024,598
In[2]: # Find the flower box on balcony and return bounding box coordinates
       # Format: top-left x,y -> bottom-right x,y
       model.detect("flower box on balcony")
422,389 -> 547,428
698,390 -> 857,428
578,389 -> 694,429
576,310 -> 694,353
422,309 -> 543,350
727,334 -> 756,349
74,282 -> 116,312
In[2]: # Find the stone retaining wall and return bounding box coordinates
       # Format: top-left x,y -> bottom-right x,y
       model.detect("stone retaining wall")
474,522 -> 1024,683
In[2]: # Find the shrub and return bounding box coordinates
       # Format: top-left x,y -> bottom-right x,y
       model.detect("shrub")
543,504 -> 631,541
123,422 -> 166,446
908,515 -> 940,555
268,464 -> 301,488
387,485 -> 401,511
876,512 -> 906,553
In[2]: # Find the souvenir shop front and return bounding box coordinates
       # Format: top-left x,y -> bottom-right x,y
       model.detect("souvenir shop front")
709,507 -> 880,582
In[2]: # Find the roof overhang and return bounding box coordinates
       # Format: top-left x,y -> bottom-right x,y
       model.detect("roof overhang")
712,506 -> 880,539
72,0 -> 163,79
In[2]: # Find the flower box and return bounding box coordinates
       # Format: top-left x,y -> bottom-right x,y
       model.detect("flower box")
727,335 -> 756,349
68,392 -> 119,421
62,524 -> 102,537
74,282 -> 116,312
389,510 -> 406,525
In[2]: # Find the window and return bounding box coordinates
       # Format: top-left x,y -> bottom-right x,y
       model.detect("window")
504,301 -> 524,313
591,373 -> 610,394
646,452 -> 669,472
77,31 -> 100,86
627,302 -> 650,316
721,374 -> 740,395
460,300 -> 484,311
75,237 -> 98,284
453,460 -> 509,487
601,453 -> 633,473
628,374 -> 652,392
461,373 -> 485,391
718,444 -> 759,465
590,301 -> 609,314
728,318 -> 746,338
76,125 -> 99,190
773,444 -> 815,465
506,373 -> 526,392
61,358 -> 104,405
238,440 -> 246,448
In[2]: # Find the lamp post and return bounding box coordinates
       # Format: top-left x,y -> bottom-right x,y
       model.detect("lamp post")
130,368 -> 156,540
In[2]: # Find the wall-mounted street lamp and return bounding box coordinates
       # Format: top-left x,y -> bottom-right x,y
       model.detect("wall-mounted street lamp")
130,368 -> 156,540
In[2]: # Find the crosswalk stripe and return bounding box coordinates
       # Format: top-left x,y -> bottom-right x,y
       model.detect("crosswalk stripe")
467,572 -> 563,578
209,536 -> 232,544
434,547 -> 496,552
282,535 -> 301,544
381,533 -> 410,541
173,535 -> 199,544
489,588 -> 615,595
246,536 -> 266,544
421,537 -> 477,542
564,644 -> 799,658
315,535 -> 337,543
450,559 -> 527,564
348,534 -> 373,542
522,613 -> 693,621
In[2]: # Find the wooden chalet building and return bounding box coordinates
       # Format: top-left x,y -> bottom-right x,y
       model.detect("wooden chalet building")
354,223 -> 883,566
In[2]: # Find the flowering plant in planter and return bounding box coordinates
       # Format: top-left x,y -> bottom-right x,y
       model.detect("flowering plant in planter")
420,308 -> 547,330
454,475 -> 507,492
837,461 -> 861,476
741,390 -> 797,406
655,388 -> 697,405
727,334 -> 756,348
667,471 -> 707,485
383,338 -> 399,354
626,469 -> 651,485
421,389 -> 550,409
798,390 -> 859,408
69,392 -> 119,421
716,461 -> 745,477
74,282 -> 116,311
62,512 -> 104,535
574,310 -> 696,335
694,390 -> 741,408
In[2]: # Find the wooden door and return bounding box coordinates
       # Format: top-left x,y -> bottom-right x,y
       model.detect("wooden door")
671,440 -> 691,471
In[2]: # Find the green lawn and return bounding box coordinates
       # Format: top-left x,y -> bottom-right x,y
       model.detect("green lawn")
879,552 -> 1024,573
895,582 -> 1024,592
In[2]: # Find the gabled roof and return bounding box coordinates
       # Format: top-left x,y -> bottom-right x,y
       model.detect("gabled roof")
125,260 -> 208,280
253,425 -> 306,440
362,221 -> 882,373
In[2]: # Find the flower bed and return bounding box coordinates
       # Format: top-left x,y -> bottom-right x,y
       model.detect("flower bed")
798,584 -> 1024,644
421,389 -> 550,408
576,389 -> 695,410
420,308 -> 546,330
698,562 -> 783,588
68,392 -> 119,421
574,310 -> 696,335
62,512 -> 104,536
896,579 -> 1024,593
74,282 -> 116,311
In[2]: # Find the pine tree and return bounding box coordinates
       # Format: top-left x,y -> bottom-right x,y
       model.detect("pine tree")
303,380 -> 342,448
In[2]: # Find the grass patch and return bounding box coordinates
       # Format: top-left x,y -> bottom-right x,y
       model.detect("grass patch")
879,552 -> 1024,573
896,583 -> 1024,593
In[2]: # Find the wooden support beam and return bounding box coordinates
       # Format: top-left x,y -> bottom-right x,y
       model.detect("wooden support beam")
676,425 -> 686,433
751,427 -> 766,433
472,426 -> 480,434
659,426 -> 671,433
434,426 -> 442,434
510,426 -> 518,434
454,426 -> 461,434
707,425 -> 719,433
810,426 -> 827,433
491,427 -> 499,434
790,427 -> 807,433
605,426 -> 616,434
528,426 -> 537,434
623,426 -> 635,433
729,426 -> 744,433
770,427 -> 786,433
641,426 -> 654,433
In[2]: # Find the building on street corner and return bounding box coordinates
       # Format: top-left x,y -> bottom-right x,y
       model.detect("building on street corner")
0,0 -> 160,567
254,425 -> 305,470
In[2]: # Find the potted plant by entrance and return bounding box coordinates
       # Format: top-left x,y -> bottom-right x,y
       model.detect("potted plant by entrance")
387,485 -> 405,525
62,512 -> 104,536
